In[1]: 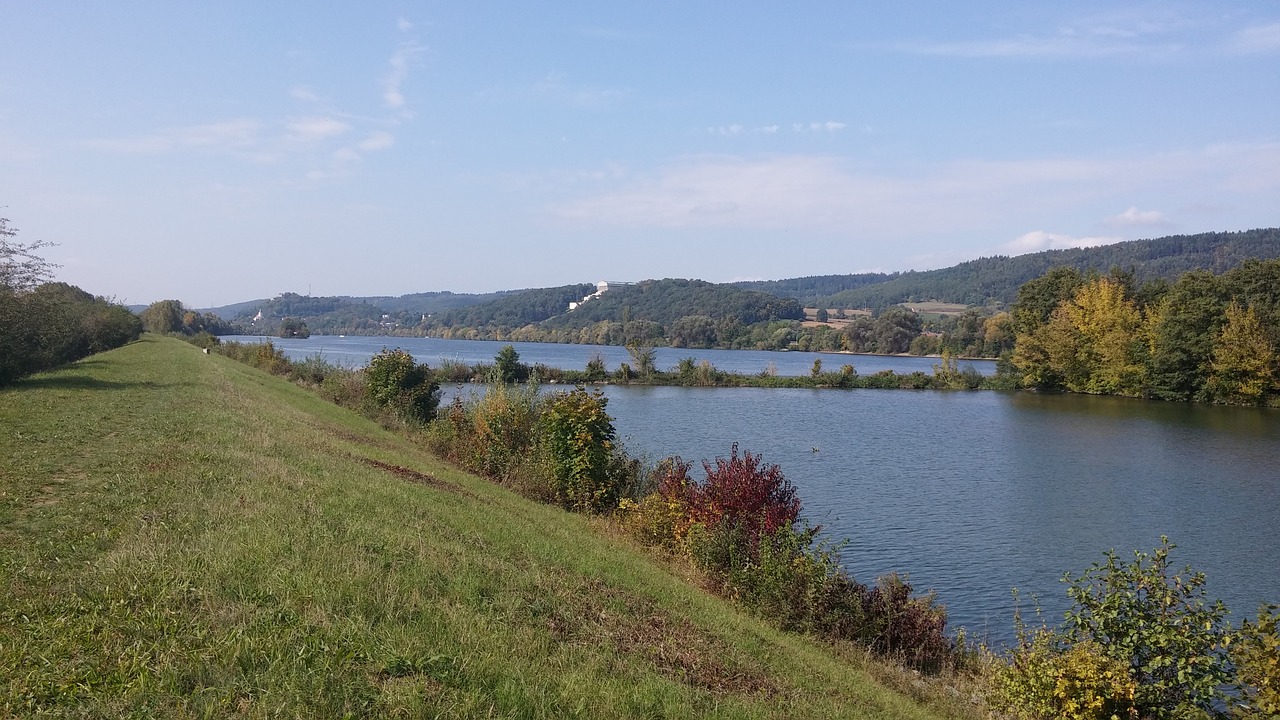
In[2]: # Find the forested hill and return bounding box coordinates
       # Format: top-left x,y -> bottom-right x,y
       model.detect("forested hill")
538,279 -> 805,330
806,228 -> 1280,309
430,283 -> 596,329
732,272 -> 893,300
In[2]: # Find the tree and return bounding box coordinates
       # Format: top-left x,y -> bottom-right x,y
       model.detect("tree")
278,317 -> 310,338
1204,302 -> 1276,405
872,306 -> 921,354
0,216 -> 58,292
815,307 -> 829,323
1013,278 -> 1146,396
141,300 -> 185,334
493,344 -> 528,383
1144,271 -> 1226,401
1011,266 -> 1084,334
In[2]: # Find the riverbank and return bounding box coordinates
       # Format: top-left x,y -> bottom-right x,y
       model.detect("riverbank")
0,336 -> 978,718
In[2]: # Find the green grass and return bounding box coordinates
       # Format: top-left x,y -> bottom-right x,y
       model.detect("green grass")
1,336 -> 978,718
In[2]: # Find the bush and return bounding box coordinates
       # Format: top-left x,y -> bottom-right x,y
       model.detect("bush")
1060,537 -> 1233,719
492,344 -> 528,384
539,387 -> 621,512
1234,604 -> 1280,717
686,444 -> 801,555
992,627 -> 1138,720
428,383 -> 541,481
364,348 -> 440,424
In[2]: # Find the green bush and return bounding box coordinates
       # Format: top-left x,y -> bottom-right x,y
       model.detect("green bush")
364,348 -> 440,424
1234,604 -> 1280,717
539,387 -> 621,512
1060,537 -> 1233,719
992,628 -> 1138,720
492,344 -> 528,384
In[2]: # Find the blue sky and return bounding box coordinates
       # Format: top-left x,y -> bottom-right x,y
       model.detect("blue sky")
2,3 -> 1278,307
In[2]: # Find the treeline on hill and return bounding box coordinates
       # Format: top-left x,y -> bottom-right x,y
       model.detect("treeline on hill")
207,336 -> 1280,718
1007,259 -> 1280,406
0,218 -> 142,385
804,228 -> 1280,310
224,290 -> 511,336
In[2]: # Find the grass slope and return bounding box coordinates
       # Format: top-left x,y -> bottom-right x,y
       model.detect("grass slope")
0,336 -> 964,718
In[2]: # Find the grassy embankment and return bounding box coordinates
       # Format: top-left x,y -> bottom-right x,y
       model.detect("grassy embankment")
1,336 -> 976,718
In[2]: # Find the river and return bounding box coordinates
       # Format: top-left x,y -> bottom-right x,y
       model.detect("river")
227,335 -> 1280,646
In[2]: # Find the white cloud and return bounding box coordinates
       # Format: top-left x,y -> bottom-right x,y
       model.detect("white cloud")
1231,23 -> 1280,54
891,11 -> 1187,59
397,17 -> 413,32
290,85 -> 320,103
901,35 -> 1169,58
546,142 -> 1280,243
356,131 -> 395,152
332,147 -> 361,162
286,117 -> 350,142
384,42 -> 425,110
1106,206 -> 1169,227
1004,231 -> 1124,254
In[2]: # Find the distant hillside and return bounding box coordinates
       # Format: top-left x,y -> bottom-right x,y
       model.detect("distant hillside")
538,279 -> 804,330
193,226 -> 1279,339
430,283 -> 596,329
810,228 -> 1280,309
732,272 -> 892,301
353,290 -> 514,315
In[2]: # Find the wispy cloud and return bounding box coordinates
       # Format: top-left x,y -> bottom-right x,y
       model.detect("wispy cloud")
290,85 -> 321,103
547,143 -> 1280,247
708,121 -> 844,136
87,119 -> 260,154
383,19 -> 426,111
1230,22 -> 1280,54
286,116 -> 350,142
1105,206 -> 1170,228
891,11 -> 1188,58
356,131 -> 395,152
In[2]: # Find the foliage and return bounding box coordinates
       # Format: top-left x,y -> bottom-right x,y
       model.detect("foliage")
1011,259 -> 1280,404
1059,537 -> 1233,719
1233,604 -> 1280,717
539,387 -> 622,511
363,348 -> 440,424
141,299 -> 185,334
278,316 -> 311,338
426,384 -> 542,483
1013,277 -> 1147,395
0,216 -> 58,291
685,444 -> 801,555
1,281 -> 142,385
992,628 -> 1138,720
492,343 -> 528,384
1204,303 -> 1275,405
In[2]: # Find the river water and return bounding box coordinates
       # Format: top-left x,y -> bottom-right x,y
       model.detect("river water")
227,335 -> 1280,646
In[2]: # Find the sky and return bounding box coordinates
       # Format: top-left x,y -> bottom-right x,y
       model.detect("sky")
2,3 -> 1278,308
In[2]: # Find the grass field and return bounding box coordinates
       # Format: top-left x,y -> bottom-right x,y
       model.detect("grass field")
0,336 -> 980,718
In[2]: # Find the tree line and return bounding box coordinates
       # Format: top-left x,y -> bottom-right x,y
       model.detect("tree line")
1007,260 -> 1280,405
1,218 -> 142,385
